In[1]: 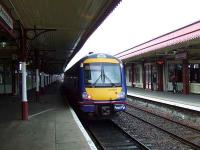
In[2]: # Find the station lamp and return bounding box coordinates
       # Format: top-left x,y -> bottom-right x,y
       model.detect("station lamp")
0,36 -> 7,48
0,41 -> 6,48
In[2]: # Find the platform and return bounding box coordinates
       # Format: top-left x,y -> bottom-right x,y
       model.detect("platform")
127,87 -> 200,112
0,82 -> 96,150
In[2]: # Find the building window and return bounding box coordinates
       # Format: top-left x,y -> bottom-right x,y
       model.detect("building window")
135,65 -> 140,83
4,64 -> 12,84
129,68 -> 132,82
168,64 -> 174,82
0,64 -> 3,84
175,64 -> 182,82
190,64 -> 200,83
168,64 -> 182,82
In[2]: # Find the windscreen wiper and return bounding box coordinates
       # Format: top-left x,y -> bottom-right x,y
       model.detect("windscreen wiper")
92,74 -> 101,87
92,66 -> 104,87
103,74 -> 117,87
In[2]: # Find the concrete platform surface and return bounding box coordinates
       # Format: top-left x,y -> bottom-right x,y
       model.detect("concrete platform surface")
0,82 -> 95,150
127,87 -> 200,112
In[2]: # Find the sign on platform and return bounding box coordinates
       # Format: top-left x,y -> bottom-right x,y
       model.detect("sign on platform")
175,52 -> 188,60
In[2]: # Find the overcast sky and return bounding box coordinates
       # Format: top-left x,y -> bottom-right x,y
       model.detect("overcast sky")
65,0 -> 200,70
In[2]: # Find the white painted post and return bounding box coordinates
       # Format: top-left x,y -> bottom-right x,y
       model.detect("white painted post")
48,75 -> 49,85
21,61 -> 28,120
46,75 -> 48,86
41,72 -> 44,88
35,68 -> 40,101
36,69 -> 40,92
43,73 -> 45,86
22,62 -> 27,102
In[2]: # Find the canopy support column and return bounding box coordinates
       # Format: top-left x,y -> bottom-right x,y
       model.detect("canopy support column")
183,59 -> 189,94
142,62 -> 146,89
158,64 -> 163,91
36,68 -> 40,101
131,63 -> 135,87
21,61 -> 28,120
19,24 -> 28,120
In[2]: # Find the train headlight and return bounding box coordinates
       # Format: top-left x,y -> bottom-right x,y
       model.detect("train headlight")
117,91 -> 126,99
82,92 -> 92,100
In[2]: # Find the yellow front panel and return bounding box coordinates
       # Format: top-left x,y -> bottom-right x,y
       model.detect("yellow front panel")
85,87 -> 122,100
83,58 -> 119,64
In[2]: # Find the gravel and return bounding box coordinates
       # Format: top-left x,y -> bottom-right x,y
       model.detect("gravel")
112,112 -> 194,150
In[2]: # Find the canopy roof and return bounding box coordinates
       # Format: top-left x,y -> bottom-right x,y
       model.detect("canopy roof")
115,20 -> 200,62
0,0 -> 121,73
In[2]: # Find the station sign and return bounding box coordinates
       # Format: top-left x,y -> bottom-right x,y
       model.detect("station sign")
0,3 -> 13,30
175,52 -> 188,60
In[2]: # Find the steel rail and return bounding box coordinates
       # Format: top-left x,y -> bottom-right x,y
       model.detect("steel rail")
111,120 -> 150,150
87,120 -> 150,150
126,102 -> 200,133
124,111 -> 200,150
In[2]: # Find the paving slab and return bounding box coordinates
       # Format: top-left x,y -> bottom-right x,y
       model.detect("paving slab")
0,82 -> 94,150
127,87 -> 200,112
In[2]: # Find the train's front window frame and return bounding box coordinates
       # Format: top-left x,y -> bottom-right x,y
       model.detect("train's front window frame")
83,63 -> 122,87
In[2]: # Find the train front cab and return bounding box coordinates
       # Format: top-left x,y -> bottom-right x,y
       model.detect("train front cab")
78,54 -> 127,116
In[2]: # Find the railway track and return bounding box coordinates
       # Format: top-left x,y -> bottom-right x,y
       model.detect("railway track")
86,120 -> 149,150
126,101 -> 200,132
124,105 -> 200,150
127,96 -> 200,130
112,112 -> 197,149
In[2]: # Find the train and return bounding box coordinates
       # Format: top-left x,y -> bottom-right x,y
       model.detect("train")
63,53 -> 127,117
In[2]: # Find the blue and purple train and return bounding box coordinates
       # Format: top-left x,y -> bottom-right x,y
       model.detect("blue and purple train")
63,53 -> 127,117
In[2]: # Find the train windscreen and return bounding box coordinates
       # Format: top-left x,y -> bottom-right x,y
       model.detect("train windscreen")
84,63 -> 121,87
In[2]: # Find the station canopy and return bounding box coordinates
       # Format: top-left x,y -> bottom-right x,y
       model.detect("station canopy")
0,0 -> 121,73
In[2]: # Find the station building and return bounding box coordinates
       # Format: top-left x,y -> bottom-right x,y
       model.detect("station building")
115,21 -> 200,95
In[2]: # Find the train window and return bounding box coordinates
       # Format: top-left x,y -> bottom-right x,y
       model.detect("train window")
84,64 -> 101,84
84,63 -> 121,87
104,64 -> 121,84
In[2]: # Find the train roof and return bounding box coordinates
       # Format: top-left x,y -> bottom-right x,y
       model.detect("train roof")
82,53 -> 122,62
65,53 -> 122,74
